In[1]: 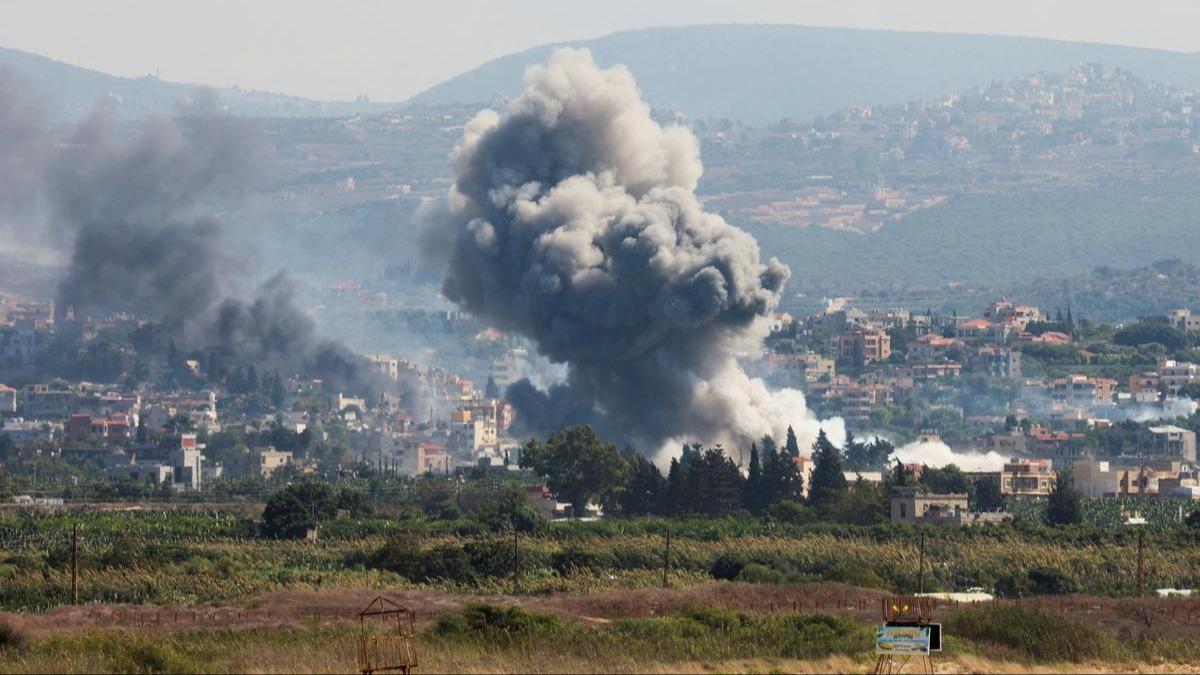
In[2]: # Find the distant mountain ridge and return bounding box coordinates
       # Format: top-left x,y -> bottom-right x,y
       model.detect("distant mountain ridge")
408,24 -> 1200,125
0,46 -> 399,121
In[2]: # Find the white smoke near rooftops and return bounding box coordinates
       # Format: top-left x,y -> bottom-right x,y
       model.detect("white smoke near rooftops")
890,439 -> 1007,472
424,48 -> 843,454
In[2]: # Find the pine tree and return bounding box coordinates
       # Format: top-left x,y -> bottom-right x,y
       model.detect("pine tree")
484,376 -> 500,399
785,426 -> 801,457
269,371 -> 286,408
621,456 -> 666,516
1046,467 -> 1082,525
807,429 -> 848,512
679,446 -> 744,517
743,443 -> 764,514
759,434 -> 804,509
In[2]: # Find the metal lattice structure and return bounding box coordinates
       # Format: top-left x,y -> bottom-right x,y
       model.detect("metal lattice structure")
357,596 -> 417,675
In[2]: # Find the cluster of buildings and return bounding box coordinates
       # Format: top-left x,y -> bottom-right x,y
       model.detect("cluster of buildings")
760,296 -> 1200,516
704,63 -> 1200,234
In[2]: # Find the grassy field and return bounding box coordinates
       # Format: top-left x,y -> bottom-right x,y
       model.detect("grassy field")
2,510 -> 1199,610
2,510 -> 1199,672
1,602 -> 1199,674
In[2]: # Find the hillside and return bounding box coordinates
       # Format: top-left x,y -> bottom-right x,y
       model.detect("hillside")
0,46 -> 398,120
409,24 -> 1200,125
1011,259 -> 1200,324
744,174 -> 1200,294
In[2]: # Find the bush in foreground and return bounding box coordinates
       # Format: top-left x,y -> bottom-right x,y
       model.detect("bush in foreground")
944,604 -> 1121,662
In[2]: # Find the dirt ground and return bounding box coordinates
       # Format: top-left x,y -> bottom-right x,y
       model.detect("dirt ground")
4,582 -> 1200,642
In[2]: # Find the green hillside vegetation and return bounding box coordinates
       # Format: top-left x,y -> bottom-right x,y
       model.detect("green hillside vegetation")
748,174 -> 1200,292
1012,259 -> 1200,324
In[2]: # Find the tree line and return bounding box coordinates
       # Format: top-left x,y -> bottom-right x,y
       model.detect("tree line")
519,424 -> 1000,523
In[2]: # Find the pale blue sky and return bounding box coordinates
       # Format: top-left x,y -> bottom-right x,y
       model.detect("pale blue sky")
1,0 -> 1196,102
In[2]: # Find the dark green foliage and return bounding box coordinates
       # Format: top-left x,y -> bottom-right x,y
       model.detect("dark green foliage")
828,478 -> 887,526
551,545 -> 602,576
971,475 -> 1005,512
1187,508 -> 1200,529
673,446 -> 745,517
945,605 -> 1121,662
434,604 -> 568,641
365,537 -> 477,584
807,430 -> 847,512
473,485 -> 545,533
619,456 -> 666,517
766,500 -> 820,525
842,435 -> 893,471
1113,318 -> 1187,350
1046,467 -> 1083,526
335,487 -> 372,518
709,553 -> 746,581
261,481 -> 336,539
521,425 -> 627,516
784,426 -> 801,457
993,565 -> 1079,599
761,437 -> 804,510
921,464 -> 969,495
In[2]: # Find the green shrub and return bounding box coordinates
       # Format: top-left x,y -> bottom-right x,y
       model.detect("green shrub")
709,553 -> 745,581
945,604 -> 1122,662
994,565 -> 1078,598
433,604 -> 573,643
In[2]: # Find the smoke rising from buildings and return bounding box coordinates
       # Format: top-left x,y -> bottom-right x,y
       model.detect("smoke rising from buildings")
426,48 -> 841,453
891,439 -> 1007,472
0,80 -> 400,399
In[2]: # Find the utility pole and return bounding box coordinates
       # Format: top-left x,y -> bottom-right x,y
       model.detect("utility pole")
662,529 -> 672,589
71,523 -> 79,605
511,528 -> 520,593
917,528 -> 927,594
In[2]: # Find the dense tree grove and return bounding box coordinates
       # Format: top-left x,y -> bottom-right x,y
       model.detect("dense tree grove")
516,425 -> 915,521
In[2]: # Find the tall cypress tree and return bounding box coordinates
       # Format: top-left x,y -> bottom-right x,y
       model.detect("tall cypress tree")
743,443 -> 763,514
785,426 -> 801,457
807,429 -> 848,513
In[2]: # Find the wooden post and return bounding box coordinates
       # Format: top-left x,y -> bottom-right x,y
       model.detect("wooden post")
71,523 -> 79,605
661,529 -> 671,589
917,528 -> 926,594
511,528 -> 519,593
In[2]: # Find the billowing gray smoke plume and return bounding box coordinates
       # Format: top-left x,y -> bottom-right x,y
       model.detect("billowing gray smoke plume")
0,80 -> 398,399
50,95 -> 251,320
426,49 -> 841,453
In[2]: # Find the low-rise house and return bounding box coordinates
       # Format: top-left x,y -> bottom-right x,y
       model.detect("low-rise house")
1141,425 -> 1197,462
1001,458 -> 1055,496
1169,309 -> 1200,334
104,433 -> 206,490
246,446 -> 293,478
890,487 -> 1012,526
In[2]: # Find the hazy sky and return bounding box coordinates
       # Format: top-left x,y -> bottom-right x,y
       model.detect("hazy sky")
2,0 -> 1198,102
